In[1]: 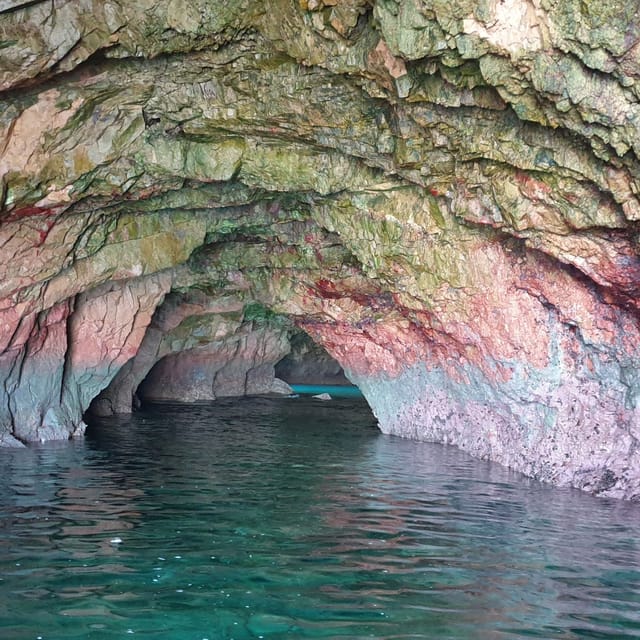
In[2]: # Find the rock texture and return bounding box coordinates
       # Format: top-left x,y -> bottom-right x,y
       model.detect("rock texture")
2,0 -> 640,498
90,293 -> 293,414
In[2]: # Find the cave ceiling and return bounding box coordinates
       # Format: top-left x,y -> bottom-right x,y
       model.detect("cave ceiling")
2,0 -> 640,498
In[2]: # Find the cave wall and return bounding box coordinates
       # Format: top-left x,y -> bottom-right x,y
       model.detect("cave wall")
2,0 -> 640,498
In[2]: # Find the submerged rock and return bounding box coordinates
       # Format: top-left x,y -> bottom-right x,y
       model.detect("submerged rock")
1,0 -> 640,498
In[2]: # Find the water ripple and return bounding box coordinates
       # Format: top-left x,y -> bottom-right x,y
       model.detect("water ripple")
0,397 -> 639,639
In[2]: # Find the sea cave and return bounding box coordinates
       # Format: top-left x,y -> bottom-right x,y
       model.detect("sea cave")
2,2 -> 640,496
4,2 -> 640,637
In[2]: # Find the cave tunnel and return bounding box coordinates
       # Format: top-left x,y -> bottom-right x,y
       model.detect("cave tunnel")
4,0 -> 640,631
3,0 -> 640,505
133,327 -> 364,404
88,309 -> 368,421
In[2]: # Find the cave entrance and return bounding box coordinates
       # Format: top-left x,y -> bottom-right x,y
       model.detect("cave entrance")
132,327 -> 363,404
274,330 -> 364,398
89,311 -> 365,418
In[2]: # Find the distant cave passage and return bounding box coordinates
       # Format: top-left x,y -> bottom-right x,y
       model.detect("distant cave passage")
274,331 -> 352,387
132,328 -> 358,407
88,309 -> 362,418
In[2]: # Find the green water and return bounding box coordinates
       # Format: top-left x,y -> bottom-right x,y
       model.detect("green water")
1,397 -> 640,640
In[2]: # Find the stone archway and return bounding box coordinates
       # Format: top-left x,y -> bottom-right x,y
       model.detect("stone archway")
2,0 -> 640,499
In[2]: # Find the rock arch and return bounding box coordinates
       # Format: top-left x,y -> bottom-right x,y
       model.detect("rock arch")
1,1 -> 640,498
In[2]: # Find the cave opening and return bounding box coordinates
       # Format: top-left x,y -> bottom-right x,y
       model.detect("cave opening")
133,326 -> 363,405
88,310 -> 367,420
274,330 -> 364,398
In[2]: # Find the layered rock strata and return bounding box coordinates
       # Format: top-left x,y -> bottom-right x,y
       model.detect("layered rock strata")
2,1 -> 640,498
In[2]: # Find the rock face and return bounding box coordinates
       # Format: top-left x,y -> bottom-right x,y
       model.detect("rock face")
2,1 -> 640,498
90,294 -> 293,414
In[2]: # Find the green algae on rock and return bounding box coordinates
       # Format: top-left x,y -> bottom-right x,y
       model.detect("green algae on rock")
1,0 -> 640,500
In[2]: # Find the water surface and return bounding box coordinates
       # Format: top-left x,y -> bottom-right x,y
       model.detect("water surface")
1,397 -> 639,639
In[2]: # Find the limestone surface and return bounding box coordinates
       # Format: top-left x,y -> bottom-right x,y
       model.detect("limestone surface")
2,0 -> 640,499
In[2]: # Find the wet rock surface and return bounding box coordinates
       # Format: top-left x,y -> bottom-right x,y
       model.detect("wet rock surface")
1,1 -> 640,498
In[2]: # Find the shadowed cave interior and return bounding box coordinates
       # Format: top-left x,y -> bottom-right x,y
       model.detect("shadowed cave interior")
4,0 -> 640,499
88,318 -> 360,417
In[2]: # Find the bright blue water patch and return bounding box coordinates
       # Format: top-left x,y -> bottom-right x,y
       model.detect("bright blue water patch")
290,384 -> 364,398
1,396 -> 639,639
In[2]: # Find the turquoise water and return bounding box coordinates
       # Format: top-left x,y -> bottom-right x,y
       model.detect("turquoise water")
1,397 -> 640,640
290,385 -> 363,398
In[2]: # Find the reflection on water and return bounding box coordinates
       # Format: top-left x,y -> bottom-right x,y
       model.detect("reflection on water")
0,397 -> 639,639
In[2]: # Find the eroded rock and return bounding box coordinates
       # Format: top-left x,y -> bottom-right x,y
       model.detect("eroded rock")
1,0 -> 640,498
